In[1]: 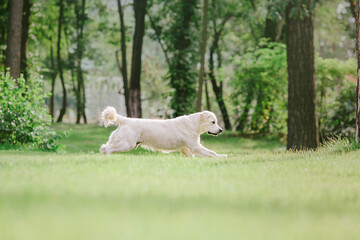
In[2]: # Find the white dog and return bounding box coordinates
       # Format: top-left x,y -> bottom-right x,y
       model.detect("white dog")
99,106 -> 227,157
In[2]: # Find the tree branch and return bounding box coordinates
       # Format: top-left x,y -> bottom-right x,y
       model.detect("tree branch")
146,11 -> 170,66
250,0 -> 256,11
349,0 -> 356,19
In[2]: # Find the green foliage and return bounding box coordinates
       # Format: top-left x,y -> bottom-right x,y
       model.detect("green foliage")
233,41 -> 356,138
148,0 -> 199,116
0,71 -> 60,151
232,39 -> 288,134
316,58 -> 356,138
0,0 -> 8,64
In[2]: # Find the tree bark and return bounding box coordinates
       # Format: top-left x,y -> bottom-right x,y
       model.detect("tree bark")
209,37 -> 231,130
356,0 -> 360,144
249,0 -> 256,11
56,0 -> 67,122
285,1 -> 319,150
169,0 -> 197,117
5,0 -> 23,80
236,86 -> 254,132
129,0 -> 147,118
20,0 -> 31,81
147,12 -> 170,66
116,0 -> 131,117
196,0 -> 209,112
207,3 -> 232,130
264,11 -> 283,42
49,37 -> 57,121
0,1 -> 9,51
204,76 -> 211,111
75,0 -> 87,124
349,0 -> 356,19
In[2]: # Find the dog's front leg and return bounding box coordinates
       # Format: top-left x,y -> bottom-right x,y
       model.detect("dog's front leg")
190,144 -> 227,158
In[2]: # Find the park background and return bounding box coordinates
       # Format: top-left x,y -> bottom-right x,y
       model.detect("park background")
1,0 -> 360,239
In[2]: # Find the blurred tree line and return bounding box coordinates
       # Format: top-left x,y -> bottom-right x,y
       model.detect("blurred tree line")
0,0 -> 359,150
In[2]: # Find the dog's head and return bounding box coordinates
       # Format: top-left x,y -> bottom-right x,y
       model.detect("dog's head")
195,111 -> 223,136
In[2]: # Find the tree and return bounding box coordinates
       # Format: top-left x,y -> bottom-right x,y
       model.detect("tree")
349,0 -> 356,19
169,0 -> 198,116
208,0 -> 233,130
356,0 -> 360,144
147,0 -> 199,117
285,0 -> 319,149
264,1 -> 284,42
116,0 -> 130,117
0,1 -> 9,61
20,0 -> 32,81
5,0 -> 23,79
49,36 -> 57,121
196,0 -> 208,112
56,0 -> 67,122
74,0 -> 87,124
128,0 -> 147,118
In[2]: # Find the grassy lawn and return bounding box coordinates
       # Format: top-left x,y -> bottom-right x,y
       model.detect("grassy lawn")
1,124 -> 360,240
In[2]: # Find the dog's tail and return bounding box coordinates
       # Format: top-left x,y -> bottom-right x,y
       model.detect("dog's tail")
101,106 -> 126,127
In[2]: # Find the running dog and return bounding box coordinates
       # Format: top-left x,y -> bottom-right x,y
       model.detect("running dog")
100,106 -> 227,157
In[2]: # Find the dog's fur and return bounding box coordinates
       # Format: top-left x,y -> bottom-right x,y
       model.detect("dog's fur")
99,106 -> 227,157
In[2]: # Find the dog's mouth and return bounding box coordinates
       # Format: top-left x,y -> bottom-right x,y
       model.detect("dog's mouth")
207,131 -> 219,136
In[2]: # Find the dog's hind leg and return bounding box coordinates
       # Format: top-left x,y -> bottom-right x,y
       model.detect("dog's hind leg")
100,126 -> 139,154
180,147 -> 193,157
102,141 -> 137,154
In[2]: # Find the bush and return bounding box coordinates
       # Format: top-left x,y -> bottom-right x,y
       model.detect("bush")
0,71 -> 60,151
316,58 -> 357,138
232,39 -> 288,134
232,43 -> 356,139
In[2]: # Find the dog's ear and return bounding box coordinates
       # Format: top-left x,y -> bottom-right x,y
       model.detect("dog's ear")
199,111 -> 211,122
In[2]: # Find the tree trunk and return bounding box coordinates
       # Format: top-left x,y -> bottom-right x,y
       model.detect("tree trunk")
204,76 -> 211,111
209,41 -> 231,130
147,12 -> 170,65
356,0 -> 360,144
0,1 -> 9,52
264,7 -> 283,42
56,0 -> 67,123
349,0 -> 356,19
265,16 -> 283,42
20,0 -> 31,81
75,0 -> 87,124
285,1 -> 319,150
196,0 -> 209,112
49,37 -> 57,121
207,4 -> 232,130
129,0 -> 147,118
169,0 -> 197,117
116,0 -> 131,117
5,0 -> 23,80
236,87 -> 254,132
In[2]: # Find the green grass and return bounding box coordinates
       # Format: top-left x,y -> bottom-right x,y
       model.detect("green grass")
1,124 -> 360,240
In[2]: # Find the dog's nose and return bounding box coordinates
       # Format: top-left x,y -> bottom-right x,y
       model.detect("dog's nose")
219,129 -> 223,133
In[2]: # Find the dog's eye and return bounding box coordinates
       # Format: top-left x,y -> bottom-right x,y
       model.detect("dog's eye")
212,121 -> 215,124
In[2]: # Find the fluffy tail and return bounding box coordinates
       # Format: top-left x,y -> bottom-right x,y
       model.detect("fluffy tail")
101,106 -> 126,127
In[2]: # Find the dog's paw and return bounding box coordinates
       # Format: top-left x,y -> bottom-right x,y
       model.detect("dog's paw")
99,144 -> 107,154
216,154 -> 228,158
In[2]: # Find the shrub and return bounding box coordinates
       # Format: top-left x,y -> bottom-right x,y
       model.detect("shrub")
232,44 -> 356,139
232,39 -> 288,134
316,58 -> 357,138
0,71 -> 60,151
